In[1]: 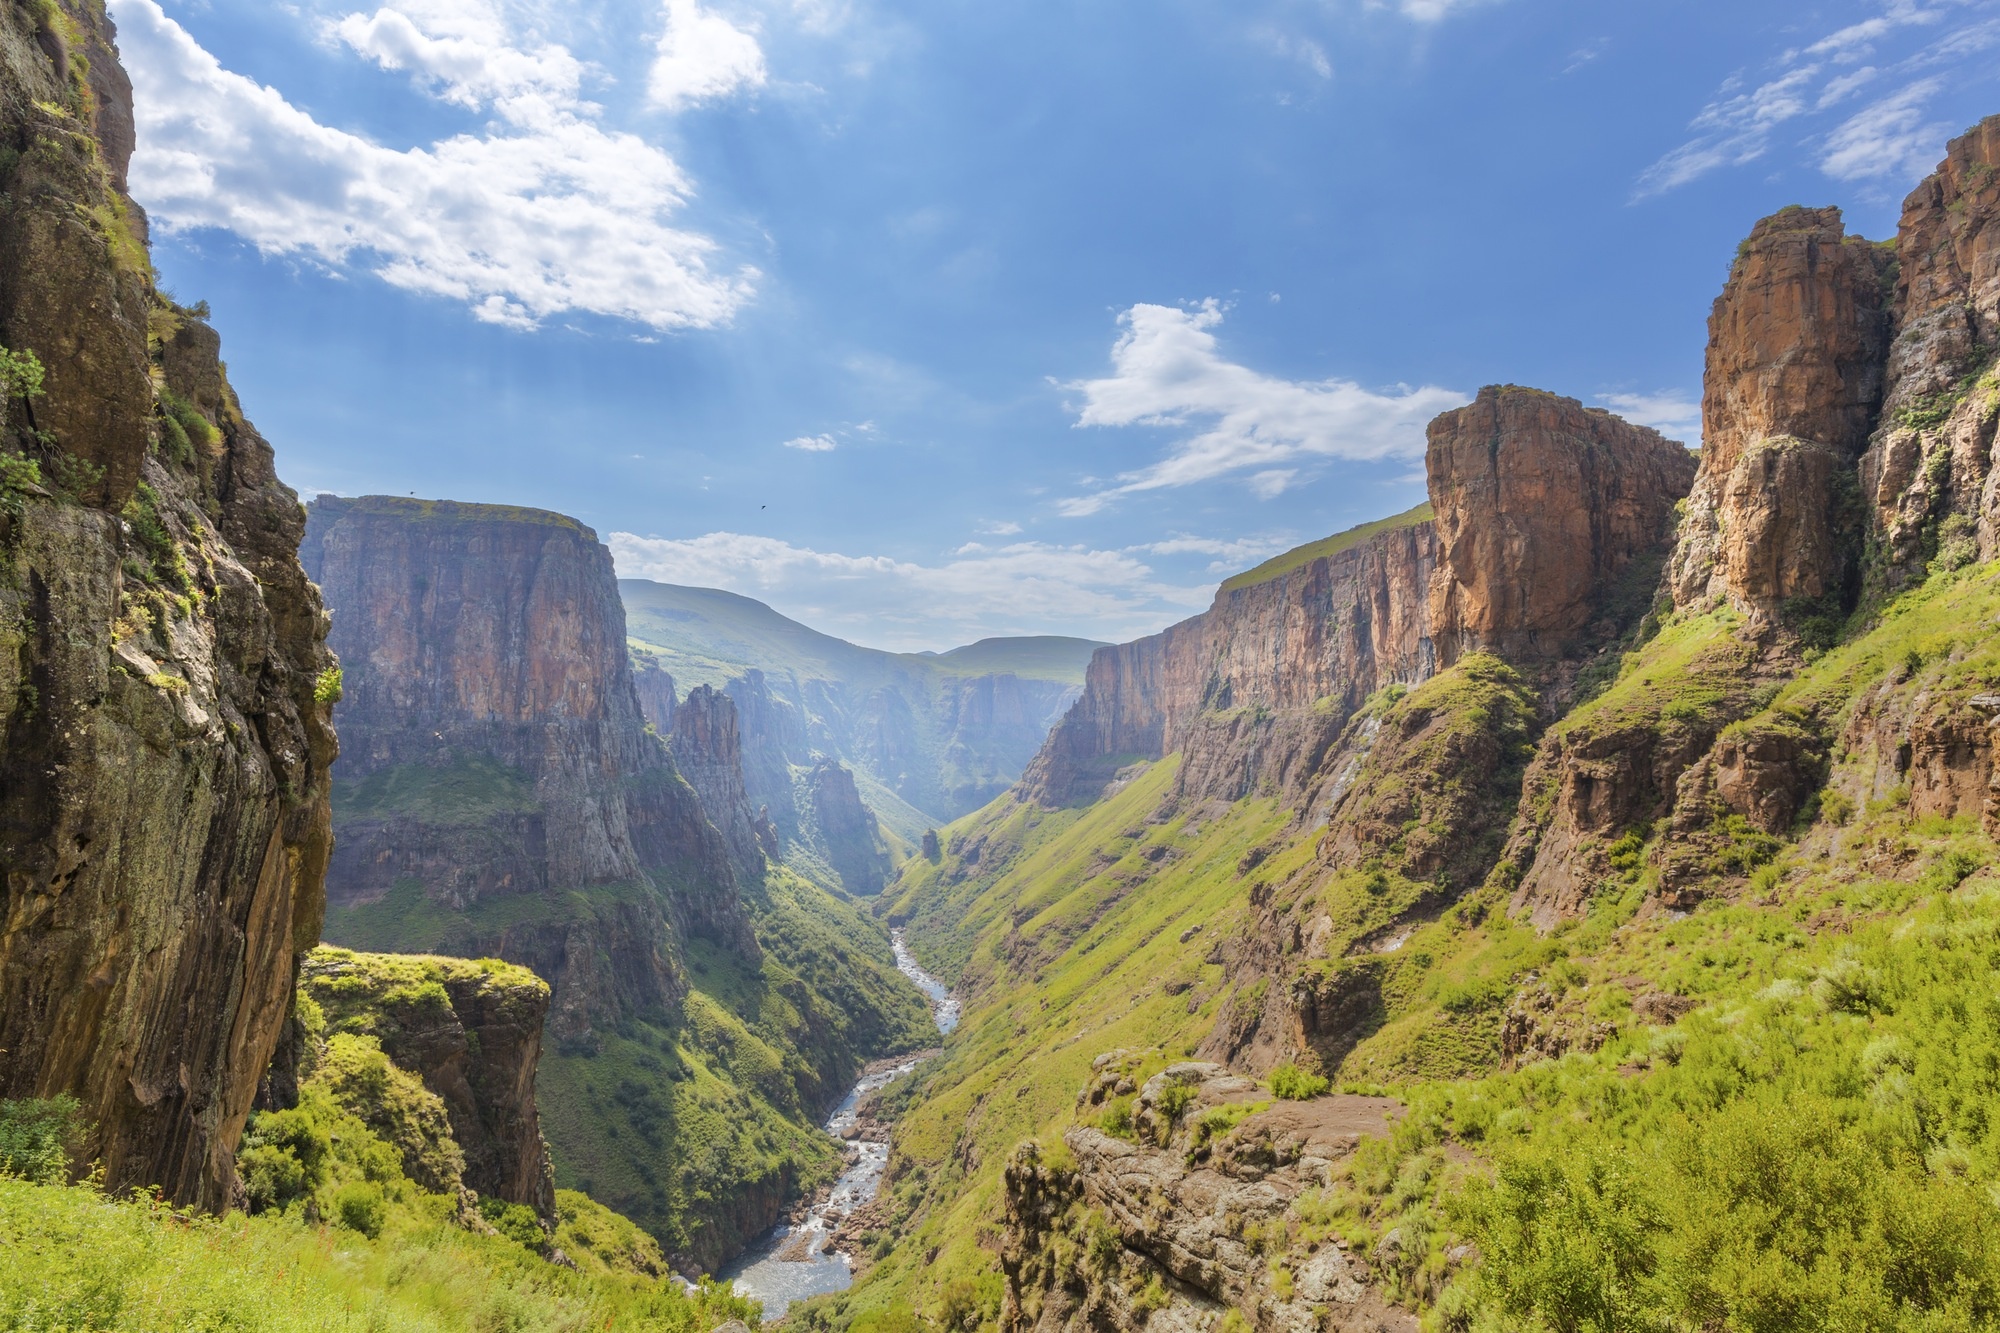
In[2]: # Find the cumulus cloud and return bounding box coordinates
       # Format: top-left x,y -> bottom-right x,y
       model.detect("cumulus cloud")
1056,301 -> 1467,516
608,530 -> 1214,647
1634,1 -> 1986,198
111,0 -> 757,330
784,433 -> 838,451
331,1 -> 582,116
649,0 -> 767,110
1597,390 -> 1701,440
1822,77 -> 1949,180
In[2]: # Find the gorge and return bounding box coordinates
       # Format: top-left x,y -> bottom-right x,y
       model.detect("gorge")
5,2 -> 2000,1330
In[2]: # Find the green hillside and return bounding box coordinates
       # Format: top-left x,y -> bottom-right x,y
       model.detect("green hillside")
326,866 -> 933,1272
619,580 -> 1101,830
801,557 -> 2000,1333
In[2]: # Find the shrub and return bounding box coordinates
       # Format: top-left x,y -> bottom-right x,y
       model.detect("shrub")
0,1096 -> 82,1183
314,666 -> 343,705
479,1195 -> 547,1251
1154,1082 -> 1196,1127
333,1181 -> 386,1238
237,1103 -> 332,1213
1269,1064 -> 1330,1100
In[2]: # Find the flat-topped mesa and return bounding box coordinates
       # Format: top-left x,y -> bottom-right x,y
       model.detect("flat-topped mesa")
303,496 -> 756,1028
1670,205 -> 1894,611
1020,507 -> 1438,807
1429,386 -> 1696,664
0,0 -> 335,1210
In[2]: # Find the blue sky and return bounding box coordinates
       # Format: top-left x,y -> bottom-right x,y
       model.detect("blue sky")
118,0 -> 2000,650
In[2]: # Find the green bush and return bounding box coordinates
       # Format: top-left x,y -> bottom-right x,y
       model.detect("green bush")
314,666 -> 344,705
238,1103 -> 332,1212
480,1195 -> 547,1251
0,1097 -> 81,1184
334,1181 -> 386,1237
1269,1064 -> 1330,1100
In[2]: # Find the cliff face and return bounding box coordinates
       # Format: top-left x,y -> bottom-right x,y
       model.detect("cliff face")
302,496 -> 755,1031
1669,206 -> 1892,611
1023,516 -> 1438,807
299,947 -> 556,1221
1429,387 -> 1694,663
670,683 -> 775,883
0,1 -> 335,1210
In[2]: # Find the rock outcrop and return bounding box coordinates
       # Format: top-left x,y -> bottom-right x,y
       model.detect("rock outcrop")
669,684 -> 775,882
303,496 -> 757,1030
807,757 -> 894,895
1669,206 -> 1892,611
632,651 -> 678,735
1429,387 -> 1694,663
1003,1059 -> 1413,1333
298,946 -> 557,1221
0,1 -> 335,1210
1024,511 -> 1439,807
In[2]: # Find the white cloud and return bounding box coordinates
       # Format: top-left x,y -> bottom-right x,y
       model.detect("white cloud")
112,0 -> 757,331
1635,1 -> 1983,199
330,2 -> 582,117
649,0 -> 767,110
981,520 -> 1024,535
1393,0 -> 1495,21
608,530 -> 1213,648
1821,77 -> 1949,180
784,433 -> 838,450
1597,390 -> 1701,440
1056,301 -> 1467,516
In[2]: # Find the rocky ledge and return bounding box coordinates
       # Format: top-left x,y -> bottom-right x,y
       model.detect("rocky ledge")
1002,1058 -> 1415,1333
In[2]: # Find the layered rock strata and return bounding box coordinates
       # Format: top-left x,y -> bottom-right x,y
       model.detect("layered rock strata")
1669,206 -> 1892,611
1023,516 -> 1438,807
303,496 -> 757,1030
1003,1058 -> 1413,1333
1428,386 -> 1694,662
299,946 -> 557,1221
0,0 -> 335,1210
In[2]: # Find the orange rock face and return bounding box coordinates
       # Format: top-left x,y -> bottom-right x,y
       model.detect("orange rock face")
1428,386 -> 1694,662
1670,206 -> 1892,610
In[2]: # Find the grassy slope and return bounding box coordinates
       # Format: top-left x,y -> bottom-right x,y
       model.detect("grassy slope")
930,637 -> 1105,686
1217,501 -> 1434,594
826,560 -> 2000,1332
328,864 -> 934,1271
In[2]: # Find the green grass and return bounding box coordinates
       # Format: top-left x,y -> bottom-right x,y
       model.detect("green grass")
929,637 -> 1105,686
312,495 -> 592,534
0,1175 -> 760,1332
328,863 -> 932,1272
1217,502 -> 1434,594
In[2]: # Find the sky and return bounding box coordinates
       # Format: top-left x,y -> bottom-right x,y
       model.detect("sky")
114,0 -> 2000,652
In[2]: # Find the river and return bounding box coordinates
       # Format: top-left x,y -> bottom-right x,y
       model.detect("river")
720,929 -> 956,1316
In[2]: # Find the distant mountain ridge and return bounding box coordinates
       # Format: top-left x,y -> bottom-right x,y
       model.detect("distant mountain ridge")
618,580 -> 1104,844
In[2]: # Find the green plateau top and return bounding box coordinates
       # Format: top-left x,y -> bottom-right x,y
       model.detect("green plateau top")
1217,501 -> 1435,595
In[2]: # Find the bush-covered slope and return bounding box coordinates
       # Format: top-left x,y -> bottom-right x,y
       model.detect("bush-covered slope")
814,557 -> 2000,1333
329,865 -> 933,1273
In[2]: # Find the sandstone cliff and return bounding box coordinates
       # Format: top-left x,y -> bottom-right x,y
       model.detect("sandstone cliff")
1429,386 -> 1694,663
0,0 -> 335,1210
302,495 -> 757,1034
1023,508 -> 1438,808
669,683 -> 776,883
298,946 -> 556,1221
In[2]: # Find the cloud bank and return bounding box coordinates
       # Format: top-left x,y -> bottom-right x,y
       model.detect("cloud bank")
111,0 -> 760,330
1057,301 -> 1466,516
